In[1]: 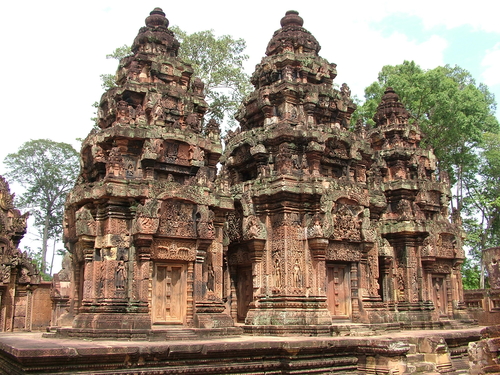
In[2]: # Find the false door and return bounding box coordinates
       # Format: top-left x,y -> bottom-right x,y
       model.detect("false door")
432,275 -> 447,316
327,263 -> 351,318
152,263 -> 187,324
236,266 -> 253,322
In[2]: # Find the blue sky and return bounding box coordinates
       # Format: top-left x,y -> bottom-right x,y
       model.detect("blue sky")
372,13 -> 500,89
0,0 -> 498,266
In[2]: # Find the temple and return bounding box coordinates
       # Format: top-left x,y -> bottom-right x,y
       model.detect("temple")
0,176 -> 51,332
63,7 -> 232,332
57,8 -> 470,336
0,8 -> 490,374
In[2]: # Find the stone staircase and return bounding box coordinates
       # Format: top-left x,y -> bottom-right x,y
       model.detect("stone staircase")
402,342 -> 470,374
148,327 -> 202,341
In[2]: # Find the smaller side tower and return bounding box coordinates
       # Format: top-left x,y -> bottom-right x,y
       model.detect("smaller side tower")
368,87 -> 467,325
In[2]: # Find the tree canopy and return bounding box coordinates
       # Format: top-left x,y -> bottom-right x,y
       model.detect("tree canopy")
462,132 -> 500,288
3,139 -> 80,274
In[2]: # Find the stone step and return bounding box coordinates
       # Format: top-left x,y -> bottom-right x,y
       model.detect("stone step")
404,366 -> 441,375
406,353 -> 425,362
149,327 -> 199,341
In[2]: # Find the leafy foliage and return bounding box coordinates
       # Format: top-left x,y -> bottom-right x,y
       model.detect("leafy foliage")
170,26 -> 251,127
24,246 -> 52,281
461,256 -> 481,290
4,140 -> 80,273
462,132 -> 500,287
100,45 -> 132,91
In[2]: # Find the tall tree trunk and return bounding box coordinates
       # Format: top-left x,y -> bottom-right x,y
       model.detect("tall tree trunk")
49,239 -> 56,276
479,214 -> 492,290
41,213 -> 49,273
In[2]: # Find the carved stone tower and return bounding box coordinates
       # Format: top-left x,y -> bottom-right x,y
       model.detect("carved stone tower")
221,11 -> 375,331
64,8 -> 233,331
0,176 -> 44,331
369,87 -> 467,323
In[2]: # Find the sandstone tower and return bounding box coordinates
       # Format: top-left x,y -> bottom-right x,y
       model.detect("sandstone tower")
64,8 -> 232,332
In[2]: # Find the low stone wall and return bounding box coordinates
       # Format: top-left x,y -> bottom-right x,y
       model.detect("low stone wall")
465,289 -> 500,325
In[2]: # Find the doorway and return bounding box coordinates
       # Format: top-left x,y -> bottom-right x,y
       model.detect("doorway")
152,263 -> 187,324
432,275 -> 447,316
235,266 -> 253,322
326,263 -> 351,318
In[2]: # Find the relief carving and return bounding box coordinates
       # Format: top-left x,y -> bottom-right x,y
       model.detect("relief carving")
132,199 -> 160,234
158,200 -> 196,238
75,206 -> 96,236
196,206 -> 215,240
152,239 -> 196,261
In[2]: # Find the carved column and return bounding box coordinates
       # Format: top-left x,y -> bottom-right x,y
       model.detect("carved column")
379,256 -> 393,303
187,261 -> 194,326
25,286 -> 33,332
308,238 -> 328,296
80,246 -> 94,308
0,289 -> 3,331
351,262 -> 360,321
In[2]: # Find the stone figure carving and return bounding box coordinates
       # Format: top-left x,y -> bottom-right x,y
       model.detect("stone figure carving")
292,260 -> 303,288
115,261 -> 126,290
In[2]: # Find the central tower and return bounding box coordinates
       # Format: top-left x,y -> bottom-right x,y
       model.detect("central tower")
221,11 -> 374,331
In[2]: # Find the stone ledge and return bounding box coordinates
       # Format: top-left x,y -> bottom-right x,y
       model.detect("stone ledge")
0,327 -> 482,374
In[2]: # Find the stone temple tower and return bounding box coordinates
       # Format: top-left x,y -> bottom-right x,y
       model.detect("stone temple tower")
369,87 -> 467,323
221,10 -> 370,332
64,8 -> 233,332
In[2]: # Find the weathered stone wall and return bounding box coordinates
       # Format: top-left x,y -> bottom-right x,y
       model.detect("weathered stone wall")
465,247 -> 500,325
0,175 -> 50,332
30,283 -> 52,330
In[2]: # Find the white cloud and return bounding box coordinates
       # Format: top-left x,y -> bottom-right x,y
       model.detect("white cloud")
320,27 -> 448,99
482,43 -> 500,87
377,0 -> 500,33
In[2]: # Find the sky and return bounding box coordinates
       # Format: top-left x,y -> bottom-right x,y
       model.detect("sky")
0,0 -> 499,270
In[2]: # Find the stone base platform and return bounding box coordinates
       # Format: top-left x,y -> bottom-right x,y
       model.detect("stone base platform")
0,327 -> 482,374
44,326 -> 244,341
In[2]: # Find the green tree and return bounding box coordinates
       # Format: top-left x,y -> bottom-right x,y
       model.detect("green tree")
97,29 -> 251,129
462,132 -> 500,288
4,139 -> 80,273
356,61 -> 499,212
170,26 -> 251,126
100,44 -> 132,91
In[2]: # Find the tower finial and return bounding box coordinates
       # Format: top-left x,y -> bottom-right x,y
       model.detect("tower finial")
280,10 -> 303,27
145,7 -> 169,28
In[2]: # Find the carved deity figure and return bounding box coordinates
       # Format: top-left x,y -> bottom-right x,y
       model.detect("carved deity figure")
107,147 -> 124,177
292,260 -> 302,288
340,83 -> 351,100
115,261 -> 126,290
191,77 -> 204,96
207,261 -> 215,292
115,100 -> 132,124
273,257 -> 282,288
